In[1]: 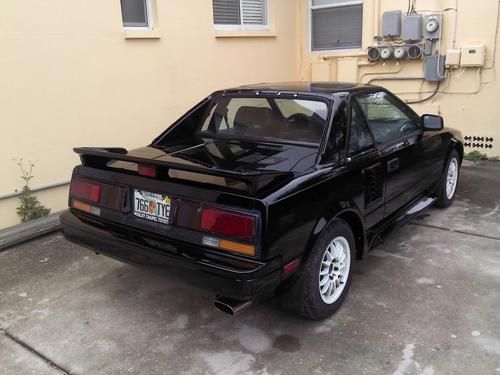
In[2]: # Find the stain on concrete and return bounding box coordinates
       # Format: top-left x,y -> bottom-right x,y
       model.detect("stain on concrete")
272,334 -> 301,353
199,350 -> 255,374
171,314 -> 189,330
237,325 -> 272,353
476,337 -> 500,355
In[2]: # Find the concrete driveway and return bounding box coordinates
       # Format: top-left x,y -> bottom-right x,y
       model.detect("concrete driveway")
1,162 -> 499,375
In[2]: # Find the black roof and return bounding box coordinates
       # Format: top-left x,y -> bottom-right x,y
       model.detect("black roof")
227,81 -> 376,95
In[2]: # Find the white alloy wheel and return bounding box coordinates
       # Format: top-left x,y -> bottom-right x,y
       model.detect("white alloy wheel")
319,236 -> 351,304
446,157 -> 459,200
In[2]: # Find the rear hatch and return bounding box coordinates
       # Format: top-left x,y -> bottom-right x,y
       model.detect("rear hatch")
68,139 -> 318,259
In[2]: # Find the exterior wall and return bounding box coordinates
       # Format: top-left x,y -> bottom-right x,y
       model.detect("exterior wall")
2,0 -> 499,230
299,0 -> 500,154
0,0 -> 299,229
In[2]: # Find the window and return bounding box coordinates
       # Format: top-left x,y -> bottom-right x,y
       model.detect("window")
310,0 -> 363,51
323,102 -> 348,162
199,96 -> 328,144
356,91 -> 418,145
348,104 -> 373,155
213,0 -> 268,30
121,0 -> 151,28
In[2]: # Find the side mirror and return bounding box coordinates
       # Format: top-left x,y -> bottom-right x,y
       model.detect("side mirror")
422,114 -> 444,131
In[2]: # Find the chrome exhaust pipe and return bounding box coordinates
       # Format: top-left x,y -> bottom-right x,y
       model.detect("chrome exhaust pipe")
214,296 -> 253,316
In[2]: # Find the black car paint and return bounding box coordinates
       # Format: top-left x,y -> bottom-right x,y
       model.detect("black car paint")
61,82 -> 463,301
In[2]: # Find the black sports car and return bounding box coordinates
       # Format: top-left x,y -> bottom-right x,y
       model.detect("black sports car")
61,82 -> 463,320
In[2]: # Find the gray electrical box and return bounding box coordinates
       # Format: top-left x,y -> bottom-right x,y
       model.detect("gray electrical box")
402,15 -> 423,41
382,10 -> 402,38
425,54 -> 446,81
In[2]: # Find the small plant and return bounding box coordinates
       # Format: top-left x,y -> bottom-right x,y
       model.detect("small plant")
15,159 -> 51,222
464,150 -> 490,162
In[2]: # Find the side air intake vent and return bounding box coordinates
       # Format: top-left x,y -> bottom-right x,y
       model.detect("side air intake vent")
364,163 -> 384,207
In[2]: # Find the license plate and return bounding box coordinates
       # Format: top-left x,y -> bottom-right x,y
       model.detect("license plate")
133,190 -> 171,225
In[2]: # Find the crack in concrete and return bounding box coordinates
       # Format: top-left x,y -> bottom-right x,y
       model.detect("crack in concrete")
0,327 -> 71,375
412,222 -> 500,242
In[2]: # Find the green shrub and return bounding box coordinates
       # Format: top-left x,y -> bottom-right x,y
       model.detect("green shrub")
464,151 -> 490,162
15,159 -> 51,222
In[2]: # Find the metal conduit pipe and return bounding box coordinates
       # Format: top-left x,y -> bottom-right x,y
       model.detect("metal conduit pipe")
0,181 -> 70,201
366,75 -> 425,85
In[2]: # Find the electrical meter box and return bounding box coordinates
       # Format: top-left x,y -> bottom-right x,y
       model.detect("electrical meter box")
460,44 -> 485,67
402,15 -> 423,41
382,10 -> 402,38
423,14 -> 442,40
445,49 -> 461,67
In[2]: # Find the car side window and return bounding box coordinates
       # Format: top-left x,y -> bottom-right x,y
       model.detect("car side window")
356,91 -> 418,145
323,102 -> 348,162
348,103 -> 374,155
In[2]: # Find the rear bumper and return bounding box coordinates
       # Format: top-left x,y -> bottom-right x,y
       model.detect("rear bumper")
60,210 -> 282,300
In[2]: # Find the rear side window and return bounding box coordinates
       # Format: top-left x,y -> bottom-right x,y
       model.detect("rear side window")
199,96 -> 329,144
348,104 -> 374,155
356,91 -> 418,145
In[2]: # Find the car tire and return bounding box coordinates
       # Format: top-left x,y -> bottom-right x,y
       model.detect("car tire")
282,219 -> 355,320
435,149 -> 460,208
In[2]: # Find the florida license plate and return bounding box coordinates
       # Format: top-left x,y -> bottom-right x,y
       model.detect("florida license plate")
133,190 -> 171,225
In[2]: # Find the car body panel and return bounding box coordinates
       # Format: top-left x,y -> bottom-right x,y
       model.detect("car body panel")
61,82 -> 464,301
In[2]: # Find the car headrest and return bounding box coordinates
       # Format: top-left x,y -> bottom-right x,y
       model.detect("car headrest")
234,106 -> 273,135
281,113 -> 314,141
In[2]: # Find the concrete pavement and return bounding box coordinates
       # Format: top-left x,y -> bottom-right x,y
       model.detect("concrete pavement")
1,162 -> 499,375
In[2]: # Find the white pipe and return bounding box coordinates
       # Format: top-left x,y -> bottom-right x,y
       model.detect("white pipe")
373,0 -> 380,38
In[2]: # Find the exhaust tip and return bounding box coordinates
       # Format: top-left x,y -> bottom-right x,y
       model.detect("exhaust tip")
214,296 -> 253,316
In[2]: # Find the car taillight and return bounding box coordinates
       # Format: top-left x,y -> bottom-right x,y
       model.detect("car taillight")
138,164 -> 156,177
201,207 -> 255,241
70,179 -> 101,203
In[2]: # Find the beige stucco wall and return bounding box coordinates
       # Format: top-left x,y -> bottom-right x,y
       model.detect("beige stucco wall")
299,0 -> 500,153
2,0 -> 499,230
0,0 -> 299,229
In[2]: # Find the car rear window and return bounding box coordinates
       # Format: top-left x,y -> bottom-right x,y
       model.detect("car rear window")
198,96 -> 329,144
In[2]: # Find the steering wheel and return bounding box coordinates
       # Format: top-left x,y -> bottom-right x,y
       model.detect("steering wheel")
283,113 -> 310,132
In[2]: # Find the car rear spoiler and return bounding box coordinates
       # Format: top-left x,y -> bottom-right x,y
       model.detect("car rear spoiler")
73,147 -> 292,194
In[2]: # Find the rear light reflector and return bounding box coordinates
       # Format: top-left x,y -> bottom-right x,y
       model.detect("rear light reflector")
71,199 -> 101,216
138,164 -> 157,177
201,207 -> 255,241
70,179 -> 101,203
219,240 -> 255,256
283,258 -> 301,273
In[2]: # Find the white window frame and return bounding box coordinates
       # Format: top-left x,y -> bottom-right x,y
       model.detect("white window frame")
122,0 -> 153,30
309,0 -> 363,54
214,0 -> 269,31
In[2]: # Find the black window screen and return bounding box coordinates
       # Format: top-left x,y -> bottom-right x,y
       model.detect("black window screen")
121,0 -> 149,27
311,4 -> 363,51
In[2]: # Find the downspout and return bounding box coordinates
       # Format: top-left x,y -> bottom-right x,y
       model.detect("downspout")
373,0 -> 380,39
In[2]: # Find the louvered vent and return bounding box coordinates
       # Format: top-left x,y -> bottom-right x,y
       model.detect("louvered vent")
364,163 -> 384,206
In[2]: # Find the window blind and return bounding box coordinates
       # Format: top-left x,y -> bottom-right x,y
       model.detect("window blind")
241,0 -> 266,25
213,0 -> 241,25
213,0 -> 266,25
121,0 -> 149,27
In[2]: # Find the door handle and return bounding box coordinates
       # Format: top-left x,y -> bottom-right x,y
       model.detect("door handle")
387,158 -> 400,173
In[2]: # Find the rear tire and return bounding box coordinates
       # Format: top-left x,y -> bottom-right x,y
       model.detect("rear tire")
436,149 -> 460,208
282,220 -> 355,320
